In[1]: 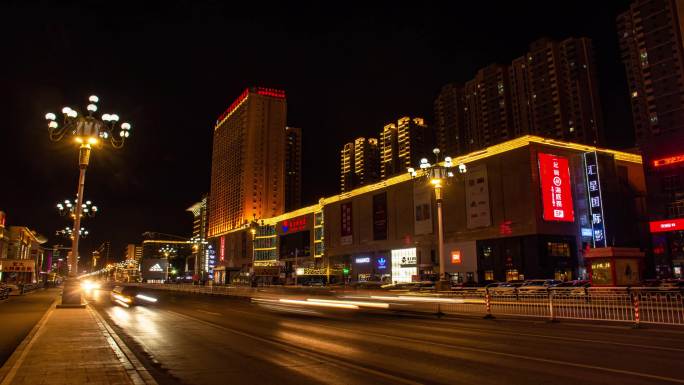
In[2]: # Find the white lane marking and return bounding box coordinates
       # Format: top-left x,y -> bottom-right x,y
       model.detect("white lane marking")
164,309 -> 423,385
319,323 -> 684,384
379,319 -> 684,353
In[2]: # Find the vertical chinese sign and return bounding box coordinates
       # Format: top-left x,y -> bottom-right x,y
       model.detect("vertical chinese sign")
584,152 -> 607,247
341,202 -> 353,245
538,152 -> 575,222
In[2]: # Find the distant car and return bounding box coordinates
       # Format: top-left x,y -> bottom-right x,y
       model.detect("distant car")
111,286 -> 158,306
660,279 -> 684,288
518,279 -> 562,291
452,281 -> 484,289
350,281 -> 385,290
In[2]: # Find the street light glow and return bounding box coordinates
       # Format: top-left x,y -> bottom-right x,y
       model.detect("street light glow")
62,106 -> 72,114
48,121 -> 58,128
45,112 -> 56,120
121,122 -> 131,130
67,110 -> 78,118
87,104 -> 97,112
88,95 -> 99,103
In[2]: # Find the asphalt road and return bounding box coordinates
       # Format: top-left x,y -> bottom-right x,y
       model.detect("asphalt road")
0,288 -> 60,366
88,289 -> 684,385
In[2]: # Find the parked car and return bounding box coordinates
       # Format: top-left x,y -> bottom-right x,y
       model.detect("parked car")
350,281 -> 385,290
4,283 -> 22,295
518,279 -> 562,291
659,279 -> 684,288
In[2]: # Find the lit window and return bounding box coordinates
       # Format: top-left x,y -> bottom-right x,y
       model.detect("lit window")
631,91 -> 638,98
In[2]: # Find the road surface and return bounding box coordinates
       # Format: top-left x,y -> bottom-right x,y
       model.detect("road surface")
88,288 -> 684,385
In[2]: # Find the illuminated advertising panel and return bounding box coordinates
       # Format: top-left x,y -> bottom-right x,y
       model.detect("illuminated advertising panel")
451,250 -> 462,264
584,152 -> 607,247
649,219 -> 684,233
391,248 -> 417,283
653,154 -> 684,167
538,153 -> 575,222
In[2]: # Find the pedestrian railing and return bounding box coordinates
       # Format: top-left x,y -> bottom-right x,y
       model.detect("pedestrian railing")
127,283 -> 684,327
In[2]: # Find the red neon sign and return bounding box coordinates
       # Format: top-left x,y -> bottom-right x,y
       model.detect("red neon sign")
649,219 -> 684,233
653,155 -> 684,167
256,87 -> 286,98
281,216 -> 307,233
538,153 -> 575,222
219,236 -> 225,261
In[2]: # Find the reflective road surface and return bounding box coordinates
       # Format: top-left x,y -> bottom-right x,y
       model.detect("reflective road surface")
86,289 -> 684,385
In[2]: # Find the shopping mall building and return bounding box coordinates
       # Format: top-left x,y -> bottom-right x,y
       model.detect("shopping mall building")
211,136 -> 647,285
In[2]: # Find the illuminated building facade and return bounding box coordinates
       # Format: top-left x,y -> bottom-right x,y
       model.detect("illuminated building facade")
2,226 -> 47,284
187,197 -> 211,280
340,137 -> 380,192
380,123 -> 399,178
124,244 -> 142,262
397,117 -> 429,175
618,0 -> 684,277
435,38 -> 603,155
211,136 -> 647,285
208,87 -> 287,237
285,126 -> 302,211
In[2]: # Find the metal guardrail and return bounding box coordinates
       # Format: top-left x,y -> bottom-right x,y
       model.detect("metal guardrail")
128,283 -> 684,327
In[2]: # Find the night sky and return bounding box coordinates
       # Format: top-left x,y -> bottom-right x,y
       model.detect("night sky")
1,1 -> 633,262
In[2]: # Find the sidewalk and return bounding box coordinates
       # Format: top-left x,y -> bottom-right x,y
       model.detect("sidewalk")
0,301 -> 156,385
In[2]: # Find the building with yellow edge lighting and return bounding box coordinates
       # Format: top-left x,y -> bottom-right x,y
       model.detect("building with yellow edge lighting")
211,135 -> 648,286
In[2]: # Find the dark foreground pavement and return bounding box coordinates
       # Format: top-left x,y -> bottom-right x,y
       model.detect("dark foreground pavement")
0,288 -> 60,366
89,289 -> 684,385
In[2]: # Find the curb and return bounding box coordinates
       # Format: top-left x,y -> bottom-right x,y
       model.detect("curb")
88,305 -> 158,385
0,296 -> 59,384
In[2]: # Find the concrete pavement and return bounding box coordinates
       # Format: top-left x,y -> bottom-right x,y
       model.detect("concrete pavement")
0,290 -> 156,385
0,289 -> 60,366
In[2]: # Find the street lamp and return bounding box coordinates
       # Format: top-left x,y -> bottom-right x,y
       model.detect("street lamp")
408,148 -> 467,291
45,95 -> 131,306
56,226 -> 89,239
57,198 -> 98,218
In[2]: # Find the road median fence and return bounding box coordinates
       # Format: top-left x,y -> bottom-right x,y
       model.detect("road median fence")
128,283 -> 684,327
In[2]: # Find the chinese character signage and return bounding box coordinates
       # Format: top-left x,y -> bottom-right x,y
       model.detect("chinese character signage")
538,152 -> 575,222
584,152 -> 606,247
280,216 -> 308,234
341,202 -> 353,245
649,218 -> 684,233
373,192 -> 388,241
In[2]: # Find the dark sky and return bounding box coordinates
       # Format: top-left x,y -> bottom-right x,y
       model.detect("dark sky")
0,1 -> 633,261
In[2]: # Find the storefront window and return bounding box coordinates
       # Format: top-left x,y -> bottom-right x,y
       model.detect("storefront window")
591,261 -> 612,285
554,269 -> 572,281
547,242 -> 570,257
484,270 -> 494,281
506,269 -> 519,281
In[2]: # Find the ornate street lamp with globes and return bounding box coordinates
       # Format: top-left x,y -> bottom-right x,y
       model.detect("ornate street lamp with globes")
408,148 -> 467,291
45,95 -> 131,306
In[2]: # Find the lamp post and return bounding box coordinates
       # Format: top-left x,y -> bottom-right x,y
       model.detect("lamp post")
45,95 -> 131,306
408,148 -> 466,291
